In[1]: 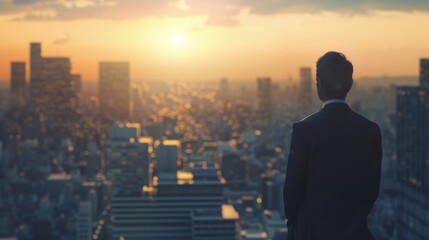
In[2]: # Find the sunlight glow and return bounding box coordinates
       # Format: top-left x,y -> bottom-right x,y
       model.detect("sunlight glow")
170,34 -> 184,46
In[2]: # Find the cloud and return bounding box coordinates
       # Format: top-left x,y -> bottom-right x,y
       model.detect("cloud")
240,0 -> 429,14
53,34 -> 70,45
1,0 -> 429,27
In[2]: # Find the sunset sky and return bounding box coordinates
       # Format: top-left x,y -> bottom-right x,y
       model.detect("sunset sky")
1,0 -> 429,81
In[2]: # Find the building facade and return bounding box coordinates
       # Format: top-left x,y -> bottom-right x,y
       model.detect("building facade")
299,67 -> 312,108
27,42 -> 81,139
256,78 -> 272,116
99,62 -> 130,121
420,59 -> 429,87
10,62 -> 26,109
396,86 -> 429,240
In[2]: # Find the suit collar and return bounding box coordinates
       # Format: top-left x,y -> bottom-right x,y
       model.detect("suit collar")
322,101 -> 350,111
322,99 -> 346,108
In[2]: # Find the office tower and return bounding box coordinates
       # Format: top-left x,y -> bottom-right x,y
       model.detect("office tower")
111,164 -> 238,240
77,201 -> 92,240
27,42 -> 81,138
110,122 -> 141,140
219,78 -> 229,100
10,62 -> 27,109
157,140 -> 181,174
105,122 -> 153,187
396,86 -> 429,240
420,59 -> 429,86
0,203 -> 13,236
221,151 -> 248,189
71,74 -> 82,111
0,142 -> 3,178
131,84 -> 144,121
43,57 -> 79,137
262,173 -> 285,214
299,67 -> 312,107
29,42 -> 46,113
256,77 -> 272,116
262,211 -> 287,240
99,62 -> 130,121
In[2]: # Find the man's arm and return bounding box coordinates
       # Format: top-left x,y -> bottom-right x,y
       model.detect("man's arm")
365,125 -> 382,215
284,123 -> 308,226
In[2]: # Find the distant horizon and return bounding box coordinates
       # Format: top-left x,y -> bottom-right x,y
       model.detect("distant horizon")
0,74 -> 419,87
2,1 -> 429,81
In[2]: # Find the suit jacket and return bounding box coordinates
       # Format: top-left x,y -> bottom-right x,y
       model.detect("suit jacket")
283,103 -> 382,240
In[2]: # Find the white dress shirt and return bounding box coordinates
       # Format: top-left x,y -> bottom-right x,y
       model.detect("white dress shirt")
322,99 -> 347,108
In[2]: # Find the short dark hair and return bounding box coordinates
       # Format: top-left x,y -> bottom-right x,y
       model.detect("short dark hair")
316,51 -> 353,99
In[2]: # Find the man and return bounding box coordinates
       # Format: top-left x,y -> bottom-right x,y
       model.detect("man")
283,52 -> 382,240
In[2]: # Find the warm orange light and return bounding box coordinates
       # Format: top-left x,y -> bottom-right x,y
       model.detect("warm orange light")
170,33 -> 184,46
222,204 -> 239,219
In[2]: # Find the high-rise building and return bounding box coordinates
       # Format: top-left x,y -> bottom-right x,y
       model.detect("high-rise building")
10,62 -> 27,109
29,42 -> 44,112
110,122 -> 141,140
221,151 -> 248,189
299,67 -> 312,107
0,142 -> 4,179
420,59 -> 429,86
131,84 -> 144,121
0,203 -> 13,237
157,140 -> 181,174
76,201 -> 92,240
42,57 -> 72,113
105,122 -> 153,187
396,86 -> 429,240
219,78 -> 229,100
99,62 -> 130,121
27,43 -> 81,138
71,74 -> 82,111
262,173 -> 285,215
111,164 -> 238,240
256,77 -> 272,116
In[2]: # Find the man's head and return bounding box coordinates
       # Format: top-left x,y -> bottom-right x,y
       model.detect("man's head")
316,51 -> 353,101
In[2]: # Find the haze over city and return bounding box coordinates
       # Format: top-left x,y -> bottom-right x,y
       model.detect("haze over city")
2,1 -> 429,240
1,0 -> 429,81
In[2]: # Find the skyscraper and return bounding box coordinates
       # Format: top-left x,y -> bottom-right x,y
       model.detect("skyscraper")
76,201 -> 92,240
111,164 -> 238,240
420,58 -> 429,86
299,67 -> 312,107
99,62 -> 130,121
105,122 -> 153,187
256,77 -> 272,117
219,78 -> 229,100
396,85 -> 429,238
157,140 -> 181,174
71,74 -> 82,111
26,42 -> 81,138
29,42 -> 44,111
131,84 -> 144,121
10,62 -> 26,109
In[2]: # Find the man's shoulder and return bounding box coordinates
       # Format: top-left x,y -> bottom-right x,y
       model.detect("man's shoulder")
294,111 -> 323,127
294,108 -> 380,132
350,110 -> 381,132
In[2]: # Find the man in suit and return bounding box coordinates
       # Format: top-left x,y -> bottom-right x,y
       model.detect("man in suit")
283,52 -> 382,240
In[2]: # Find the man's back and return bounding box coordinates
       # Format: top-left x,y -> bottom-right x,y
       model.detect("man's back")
284,103 -> 382,240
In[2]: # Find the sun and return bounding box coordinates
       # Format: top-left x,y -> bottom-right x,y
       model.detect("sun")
170,34 -> 184,46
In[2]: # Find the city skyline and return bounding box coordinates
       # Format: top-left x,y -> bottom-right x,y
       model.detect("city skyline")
1,1 -> 429,239
1,1 -> 429,81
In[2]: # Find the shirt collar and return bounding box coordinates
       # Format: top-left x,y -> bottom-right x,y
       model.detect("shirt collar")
322,99 -> 347,108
